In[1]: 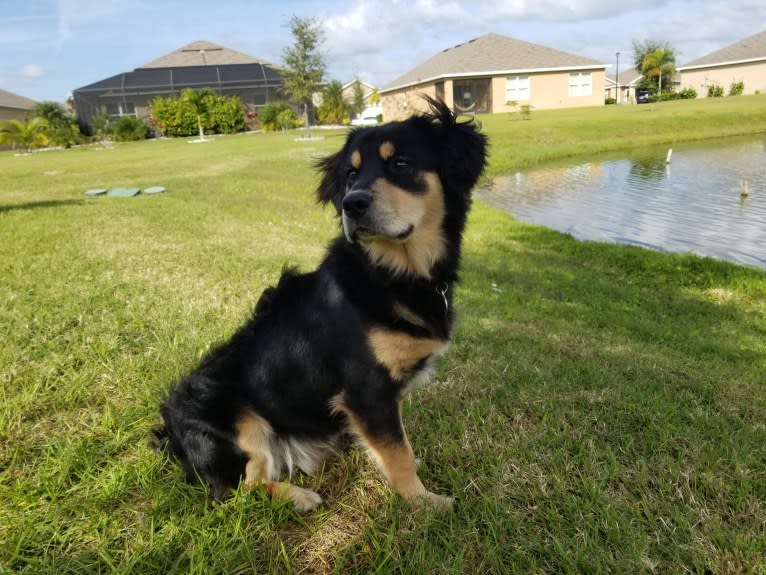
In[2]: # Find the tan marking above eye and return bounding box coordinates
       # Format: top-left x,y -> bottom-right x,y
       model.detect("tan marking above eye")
350,149 -> 362,170
379,141 -> 396,161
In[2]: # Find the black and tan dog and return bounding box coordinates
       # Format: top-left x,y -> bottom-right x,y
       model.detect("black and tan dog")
153,98 -> 488,511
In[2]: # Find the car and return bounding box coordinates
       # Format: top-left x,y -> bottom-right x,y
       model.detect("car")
351,106 -> 383,126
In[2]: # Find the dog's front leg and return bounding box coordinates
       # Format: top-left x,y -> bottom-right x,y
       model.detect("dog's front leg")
335,393 -> 453,509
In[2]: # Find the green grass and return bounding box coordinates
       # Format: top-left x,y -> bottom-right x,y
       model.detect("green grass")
1,97 -> 765,574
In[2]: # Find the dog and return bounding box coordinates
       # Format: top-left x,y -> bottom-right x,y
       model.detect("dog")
152,97 -> 488,511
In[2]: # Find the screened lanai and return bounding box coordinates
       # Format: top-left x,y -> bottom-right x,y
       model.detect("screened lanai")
72,41 -> 285,133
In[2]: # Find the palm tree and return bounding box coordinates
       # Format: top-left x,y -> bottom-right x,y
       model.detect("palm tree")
181,88 -> 214,140
0,117 -> 50,153
317,80 -> 350,125
641,47 -> 676,94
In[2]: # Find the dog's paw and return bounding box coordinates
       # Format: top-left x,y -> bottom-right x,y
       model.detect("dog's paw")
288,485 -> 323,513
425,491 -> 454,510
409,491 -> 453,511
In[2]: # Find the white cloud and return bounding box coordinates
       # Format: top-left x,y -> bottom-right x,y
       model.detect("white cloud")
22,64 -> 44,78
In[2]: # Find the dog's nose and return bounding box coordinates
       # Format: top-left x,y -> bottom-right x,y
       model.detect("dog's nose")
342,191 -> 372,219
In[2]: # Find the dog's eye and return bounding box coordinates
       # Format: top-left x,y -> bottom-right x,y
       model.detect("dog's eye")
346,168 -> 359,183
390,157 -> 413,175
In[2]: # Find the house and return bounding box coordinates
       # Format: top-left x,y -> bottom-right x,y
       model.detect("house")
379,33 -> 607,118
0,88 -> 36,121
72,40 -> 285,133
342,79 -> 376,108
678,29 -> 766,96
605,68 -> 643,103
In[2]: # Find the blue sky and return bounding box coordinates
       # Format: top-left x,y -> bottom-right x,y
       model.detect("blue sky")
2,0 -> 765,103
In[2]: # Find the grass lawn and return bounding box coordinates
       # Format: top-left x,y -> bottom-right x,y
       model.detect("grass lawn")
1,97 -> 765,574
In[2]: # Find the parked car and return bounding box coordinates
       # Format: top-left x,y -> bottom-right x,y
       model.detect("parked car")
636,89 -> 651,104
351,106 -> 383,126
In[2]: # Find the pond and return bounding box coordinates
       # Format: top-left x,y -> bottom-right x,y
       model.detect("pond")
478,136 -> 766,271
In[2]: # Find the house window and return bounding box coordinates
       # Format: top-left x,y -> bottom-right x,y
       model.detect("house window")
506,75 -> 530,101
569,72 -> 592,97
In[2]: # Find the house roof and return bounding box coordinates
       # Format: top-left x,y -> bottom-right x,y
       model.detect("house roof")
606,67 -> 643,87
0,88 -> 37,110
678,29 -> 766,70
140,40 -> 276,69
382,33 -> 606,93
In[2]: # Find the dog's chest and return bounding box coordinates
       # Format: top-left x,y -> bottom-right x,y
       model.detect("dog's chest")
366,327 -> 449,392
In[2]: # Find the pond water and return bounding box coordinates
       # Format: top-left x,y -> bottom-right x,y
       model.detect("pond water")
478,136 -> 766,271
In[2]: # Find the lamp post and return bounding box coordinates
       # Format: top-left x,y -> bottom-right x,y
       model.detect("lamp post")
615,51 -> 620,104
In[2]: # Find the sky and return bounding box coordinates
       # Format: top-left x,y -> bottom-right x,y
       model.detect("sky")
1,0 -> 765,103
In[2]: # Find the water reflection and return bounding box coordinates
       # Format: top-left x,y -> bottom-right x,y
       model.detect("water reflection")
479,137 -> 766,270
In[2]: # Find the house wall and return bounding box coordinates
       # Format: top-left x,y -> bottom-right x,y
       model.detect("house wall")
680,60 -> 766,96
0,106 -> 30,122
381,69 -> 606,120
491,69 -> 606,112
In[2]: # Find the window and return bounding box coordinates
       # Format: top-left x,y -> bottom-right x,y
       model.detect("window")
569,72 -> 592,97
506,75 -> 530,101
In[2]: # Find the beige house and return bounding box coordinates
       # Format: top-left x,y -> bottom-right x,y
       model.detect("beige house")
342,79 -> 376,106
604,68 -> 643,103
678,29 -> 766,96
0,88 -> 36,121
379,33 -> 607,119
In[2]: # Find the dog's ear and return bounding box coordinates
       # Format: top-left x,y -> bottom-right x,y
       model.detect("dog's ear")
423,97 -> 488,194
315,147 -> 346,215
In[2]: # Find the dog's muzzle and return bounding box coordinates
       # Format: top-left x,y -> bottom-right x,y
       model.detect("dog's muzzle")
342,191 -> 372,220
342,191 -> 372,242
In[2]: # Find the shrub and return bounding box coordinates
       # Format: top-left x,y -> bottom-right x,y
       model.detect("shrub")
27,102 -> 82,148
111,116 -> 149,141
259,102 -> 300,131
729,81 -> 744,96
605,97 -> 617,105
150,91 -> 246,137
150,95 -> 198,136
678,87 -> 698,100
207,96 -> 246,134
707,84 -> 724,98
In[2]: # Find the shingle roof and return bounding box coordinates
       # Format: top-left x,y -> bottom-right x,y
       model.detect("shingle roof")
140,40 -> 275,68
679,29 -> 766,70
382,33 -> 605,92
0,88 -> 36,110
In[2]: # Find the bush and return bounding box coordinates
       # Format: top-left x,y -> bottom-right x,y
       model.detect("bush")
729,81 -> 744,96
150,95 -> 197,136
207,96 -> 246,134
707,84 -> 724,98
27,101 -> 82,148
111,116 -> 149,141
258,102 -> 300,131
149,90 -> 246,137
678,87 -> 698,100
605,97 -> 617,105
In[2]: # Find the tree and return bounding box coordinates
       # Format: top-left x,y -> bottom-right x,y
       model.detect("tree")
317,80 -> 351,125
282,15 -> 326,139
28,101 -> 81,148
181,87 -> 215,140
0,117 -> 50,152
350,79 -> 365,117
632,40 -> 677,94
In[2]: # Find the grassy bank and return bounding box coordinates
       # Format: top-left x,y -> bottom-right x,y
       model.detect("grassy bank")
481,94 -> 766,175
1,97 -> 765,573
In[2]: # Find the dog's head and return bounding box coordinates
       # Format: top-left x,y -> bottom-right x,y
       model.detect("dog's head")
316,98 -> 488,279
